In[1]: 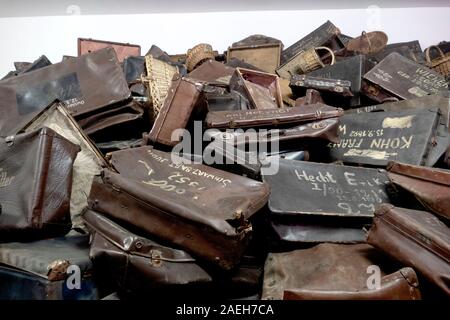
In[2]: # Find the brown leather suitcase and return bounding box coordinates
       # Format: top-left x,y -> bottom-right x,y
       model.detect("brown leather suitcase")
367,204 -> 450,296
83,209 -> 263,298
205,103 -> 343,129
0,127 -> 79,240
0,47 -> 131,137
20,101 -> 108,230
88,147 -> 270,270
262,243 -> 421,300
78,38 -> 141,62
146,76 -> 207,147
283,268 -> 420,300
387,162 -> 450,220
229,68 -> 283,110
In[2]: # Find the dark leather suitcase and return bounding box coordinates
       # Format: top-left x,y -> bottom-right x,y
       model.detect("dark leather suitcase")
280,20 -> 344,64
205,103 -> 343,129
306,55 -> 374,107
328,108 -> 446,166
387,162 -> 450,220
262,159 -> 395,219
88,147 -> 270,270
261,159 -> 400,245
227,42 -> 282,74
290,75 -> 353,98
146,75 -> 207,147
20,101 -> 108,230
229,68 -> 283,110
0,234 -> 101,300
76,99 -> 146,137
78,38 -> 141,62
2,56 -> 52,80
0,127 -> 79,240
347,95 -> 450,128
363,52 -> 448,100
84,209 -> 264,298
262,243 -> 421,300
283,268 -> 420,300
367,204 -> 450,296
367,40 -> 424,64
0,47 -> 131,137
122,55 -> 146,96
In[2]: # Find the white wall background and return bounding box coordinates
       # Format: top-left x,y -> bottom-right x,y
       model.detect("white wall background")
0,6 -> 449,75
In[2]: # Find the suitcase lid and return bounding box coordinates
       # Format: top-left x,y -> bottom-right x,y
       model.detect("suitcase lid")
83,209 -> 197,262
0,235 -> 92,281
373,204 -> 450,264
0,47 -> 131,136
329,108 -> 442,166
363,52 -> 448,100
262,159 -> 393,218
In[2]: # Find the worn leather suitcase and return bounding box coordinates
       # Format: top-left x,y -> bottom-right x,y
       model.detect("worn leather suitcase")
329,108 -> 446,167
88,147 -> 270,270
0,127 -> 79,240
20,101 -> 108,230
122,55 -> 146,96
347,95 -> 450,127
146,75 -> 206,147
262,243 -> 421,300
280,20 -> 344,64
363,52 -> 448,100
367,204 -> 450,296
205,103 -> 343,129
2,55 -> 52,80
84,209 -> 263,298
306,55 -> 374,107
387,162 -> 450,220
262,159 -> 395,219
78,38 -> 141,62
0,47 -> 131,137
283,268 -> 420,300
76,99 -> 146,137
367,40 -> 424,64
0,234 -> 100,300
229,68 -> 283,110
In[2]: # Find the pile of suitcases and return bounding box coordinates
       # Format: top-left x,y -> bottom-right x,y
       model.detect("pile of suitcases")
0,20 -> 449,300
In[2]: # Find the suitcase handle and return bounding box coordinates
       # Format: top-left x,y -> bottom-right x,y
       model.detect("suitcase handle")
315,46 -> 336,66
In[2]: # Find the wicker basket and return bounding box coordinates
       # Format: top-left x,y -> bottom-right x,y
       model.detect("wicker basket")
425,45 -> 450,77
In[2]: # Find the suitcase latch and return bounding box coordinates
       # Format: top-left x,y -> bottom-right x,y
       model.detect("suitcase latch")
5,136 -> 14,147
